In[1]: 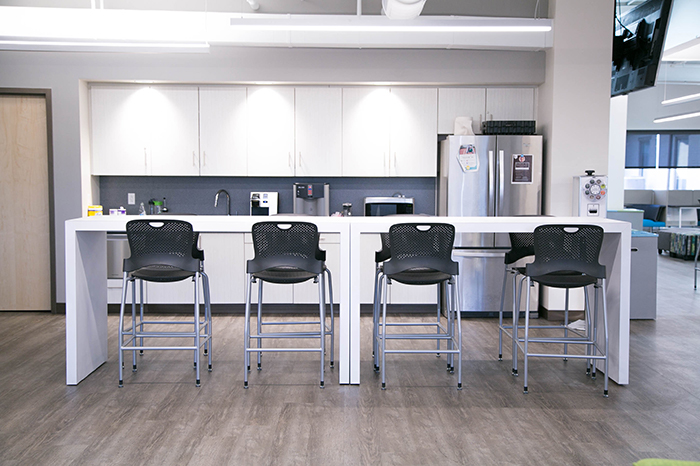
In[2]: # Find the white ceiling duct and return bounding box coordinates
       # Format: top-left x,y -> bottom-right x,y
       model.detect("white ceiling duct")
382,0 -> 427,20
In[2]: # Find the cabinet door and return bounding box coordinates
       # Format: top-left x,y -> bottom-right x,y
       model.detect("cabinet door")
199,233 -> 246,304
388,282 -> 439,305
247,87 -> 295,176
295,87 -> 342,177
342,87 -> 391,177
199,87 -> 248,176
389,88 -> 438,177
294,235 -> 340,304
485,88 -> 535,121
90,84 -> 150,175
437,88 -> 486,134
149,86 -> 201,176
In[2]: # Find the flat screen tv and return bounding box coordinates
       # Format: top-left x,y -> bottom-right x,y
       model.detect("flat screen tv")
611,0 -> 673,97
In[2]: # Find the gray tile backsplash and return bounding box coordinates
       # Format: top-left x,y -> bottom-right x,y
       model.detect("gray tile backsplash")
99,176 -> 436,216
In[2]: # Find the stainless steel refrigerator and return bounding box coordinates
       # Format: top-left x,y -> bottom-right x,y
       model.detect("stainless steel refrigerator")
438,135 -> 543,314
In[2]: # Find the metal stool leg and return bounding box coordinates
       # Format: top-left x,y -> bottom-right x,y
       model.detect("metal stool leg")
244,275 -> 253,388
523,277 -> 532,394
318,273 -> 325,389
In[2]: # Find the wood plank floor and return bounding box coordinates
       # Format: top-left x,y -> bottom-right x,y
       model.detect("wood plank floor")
1,253 -> 699,465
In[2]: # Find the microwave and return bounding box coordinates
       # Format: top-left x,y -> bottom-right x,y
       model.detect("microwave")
363,196 -> 415,216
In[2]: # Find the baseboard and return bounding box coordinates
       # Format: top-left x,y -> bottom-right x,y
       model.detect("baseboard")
537,305 -> 585,322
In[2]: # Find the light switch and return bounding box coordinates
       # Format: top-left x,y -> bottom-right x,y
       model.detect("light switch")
128,193 -> 136,205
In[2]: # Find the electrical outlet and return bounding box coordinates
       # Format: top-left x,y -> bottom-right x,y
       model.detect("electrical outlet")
127,193 -> 136,205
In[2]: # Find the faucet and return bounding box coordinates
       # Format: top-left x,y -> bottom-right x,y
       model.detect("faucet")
214,189 -> 231,216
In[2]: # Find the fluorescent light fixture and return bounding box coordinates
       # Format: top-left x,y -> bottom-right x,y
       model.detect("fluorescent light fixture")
228,14 -> 553,33
0,6 -> 209,53
661,92 -> 700,105
653,111 -> 700,123
0,39 -> 210,53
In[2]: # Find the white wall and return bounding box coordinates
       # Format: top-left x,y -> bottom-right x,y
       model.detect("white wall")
0,46 -> 545,303
538,0 -> 614,217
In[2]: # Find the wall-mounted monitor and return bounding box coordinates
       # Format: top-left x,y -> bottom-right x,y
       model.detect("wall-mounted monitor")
611,0 -> 673,97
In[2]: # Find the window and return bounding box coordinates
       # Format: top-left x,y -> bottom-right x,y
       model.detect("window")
624,131 -> 700,190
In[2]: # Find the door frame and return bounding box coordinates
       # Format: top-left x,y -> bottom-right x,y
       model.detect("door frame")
1,88 -> 56,313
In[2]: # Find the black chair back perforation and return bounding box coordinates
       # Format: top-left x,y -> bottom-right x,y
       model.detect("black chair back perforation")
248,222 -> 323,275
526,224 -> 606,280
505,232 -> 535,265
124,220 -> 200,274
383,223 -> 458,279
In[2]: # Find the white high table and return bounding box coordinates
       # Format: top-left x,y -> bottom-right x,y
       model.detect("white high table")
65,215 -> 630,386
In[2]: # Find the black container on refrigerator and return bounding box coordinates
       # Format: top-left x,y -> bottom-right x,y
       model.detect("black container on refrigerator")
438,135 -> 543,315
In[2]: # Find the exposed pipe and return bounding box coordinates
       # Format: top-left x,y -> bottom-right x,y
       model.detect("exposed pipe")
247,0 -> 260,11
357,0 -> 362,16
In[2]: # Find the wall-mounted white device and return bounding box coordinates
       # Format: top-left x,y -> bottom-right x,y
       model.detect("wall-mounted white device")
250,192 -> 278,216
573,170 -> 607,217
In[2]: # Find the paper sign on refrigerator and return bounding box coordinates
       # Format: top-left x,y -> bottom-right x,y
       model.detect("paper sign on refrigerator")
512,154 -> 534,184
457,144 -> 478,172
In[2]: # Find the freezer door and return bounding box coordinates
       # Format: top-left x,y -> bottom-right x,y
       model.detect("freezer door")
453,249 -> 539,314
440,135 -> 495,247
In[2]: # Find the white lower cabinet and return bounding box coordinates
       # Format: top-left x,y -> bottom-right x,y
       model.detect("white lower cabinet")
199,233 -> 245,304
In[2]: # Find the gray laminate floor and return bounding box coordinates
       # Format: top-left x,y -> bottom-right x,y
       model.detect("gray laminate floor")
1,253 -> 699,465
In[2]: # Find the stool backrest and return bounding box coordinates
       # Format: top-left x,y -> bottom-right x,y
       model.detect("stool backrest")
384,223 -> 458,276
124,220 -> 199,273
375,232 -> 392,263
249,222 -> 323,274
505,232 -> 535,265
527,224 -> 606,279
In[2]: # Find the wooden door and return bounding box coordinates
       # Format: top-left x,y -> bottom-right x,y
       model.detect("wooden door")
0,94 -> 51,311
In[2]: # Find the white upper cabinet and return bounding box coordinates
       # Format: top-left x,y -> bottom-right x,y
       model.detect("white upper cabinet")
91,85 -> 200,176
199,87 -> 248,176
389,88 -> 438,177
342,87 -> 392,177
149,86 -> 200,176
485,88 -> 536,121
294,87 -> 342,177
246,86 -> 295,177
437,88 -> 487,134
342,87 -> 437,177
90,84 -> 151,175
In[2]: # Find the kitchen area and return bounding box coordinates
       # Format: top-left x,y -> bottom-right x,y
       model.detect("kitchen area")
93,83 -> 536,308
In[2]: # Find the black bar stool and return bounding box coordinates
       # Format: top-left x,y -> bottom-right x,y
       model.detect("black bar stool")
375,223 -> 462,390
515,224 -> 609,397
118,219 -> 212,387
243,221 -> 333,388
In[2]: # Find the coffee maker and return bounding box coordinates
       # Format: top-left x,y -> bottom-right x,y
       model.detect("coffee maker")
250,192 -> 279,216
293,183 -> 329,216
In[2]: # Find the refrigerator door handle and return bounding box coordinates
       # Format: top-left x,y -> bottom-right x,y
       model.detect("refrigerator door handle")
498,149 -> 505,216
488,150 -> 495,217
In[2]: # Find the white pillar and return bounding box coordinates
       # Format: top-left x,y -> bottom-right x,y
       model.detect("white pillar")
608,95 -> 629,210
537,0 -> 615,311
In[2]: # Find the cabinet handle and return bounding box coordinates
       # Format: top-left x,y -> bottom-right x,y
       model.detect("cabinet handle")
298,152 -> 302,167
394,153 -> 397,175
203,151 -> 206,167
288,152 -> 292,168
144,148 -> 147,170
